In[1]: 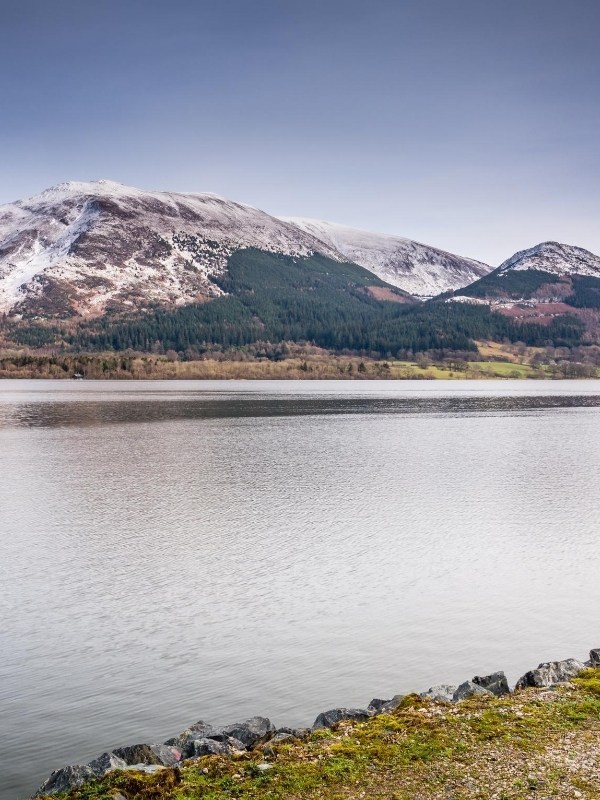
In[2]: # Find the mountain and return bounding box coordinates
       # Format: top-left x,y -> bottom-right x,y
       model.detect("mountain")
1,183 -> 589,355
456,241 -> 600,307
0,180 -> 488,318
280,217 -> 489,297
0,180 -> 345,318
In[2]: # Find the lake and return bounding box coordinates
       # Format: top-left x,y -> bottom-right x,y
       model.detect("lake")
1,379 -> 600,799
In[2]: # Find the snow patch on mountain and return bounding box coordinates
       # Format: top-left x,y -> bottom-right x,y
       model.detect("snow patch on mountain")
0,201 -> 101,311
280,217 -> 490,296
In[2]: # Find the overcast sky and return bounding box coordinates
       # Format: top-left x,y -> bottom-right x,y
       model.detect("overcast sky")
1,0 -> 598,265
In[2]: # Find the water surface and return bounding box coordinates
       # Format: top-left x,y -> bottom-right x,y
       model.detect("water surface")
1,380 -> 600,798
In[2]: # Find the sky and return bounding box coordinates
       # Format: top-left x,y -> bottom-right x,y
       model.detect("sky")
0,0 -> 598,265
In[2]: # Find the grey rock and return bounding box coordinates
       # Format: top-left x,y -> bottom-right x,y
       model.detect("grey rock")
589,648 -> 600,666
219,717 -> 275,749
367,698 -> 389,712
256,763 -> 272,772
225,737 -> 247,752
165,720 -> 219,750
515,658 -> 585,690
275,726 -> 310,738
312,707 -> 371,730
452,681 -> 494,701
189,736 -> 246,757
420,684 -> 457,702
87,752 -> 128,778
154,744 -> 183,765
167,717 -> 275,756
473,671 -> 510,697
35,765 -> 96,796
188,738 -> 230,757
112,743 -> 182,767
380,694 -> 405,713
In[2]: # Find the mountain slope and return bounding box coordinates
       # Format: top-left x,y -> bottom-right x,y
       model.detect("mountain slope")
458,241 -> 600,304
281,217 -> 489,296
0,180 -> 341,317
0,180 -> 489,317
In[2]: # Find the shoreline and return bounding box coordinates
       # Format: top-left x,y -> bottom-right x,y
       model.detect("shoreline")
2,341 -> 600,380
34,648 -> 600,798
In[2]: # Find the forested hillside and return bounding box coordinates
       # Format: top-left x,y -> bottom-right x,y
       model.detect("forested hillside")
4,249 -> 585,356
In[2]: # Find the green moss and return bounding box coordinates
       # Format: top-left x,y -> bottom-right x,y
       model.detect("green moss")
574,668 -> 600,698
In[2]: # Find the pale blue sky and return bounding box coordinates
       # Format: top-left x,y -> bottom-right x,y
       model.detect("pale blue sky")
1,0 -> 598,264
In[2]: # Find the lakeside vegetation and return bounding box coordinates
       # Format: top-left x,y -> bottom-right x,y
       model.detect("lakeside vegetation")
2,341 -> 600,380
40,669 -> 600,800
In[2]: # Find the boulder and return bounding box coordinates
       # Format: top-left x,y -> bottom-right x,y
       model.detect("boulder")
188,738 -> 231,757
367,698 -> 389,712
380,695 -> 405,713
515,658 -> 585,689
312,707 -> 371,730
166,716 -> 275,755
35,765 -> 96,796
164,720 -> 219,750
218,717 -> 275,749
87,752 -> 128,778
473,671 -> 510,697
111,744 -> 182,767
275,726 -> 310,739
452,681 -> 494,701
589,648 -> 600,666
420,685 -> 457,702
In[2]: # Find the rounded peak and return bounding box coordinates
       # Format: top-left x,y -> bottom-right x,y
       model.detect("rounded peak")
497,240 -> 600,275
44,178 -> 125,192
528,241 -> 578,254
18,179 -> 140,206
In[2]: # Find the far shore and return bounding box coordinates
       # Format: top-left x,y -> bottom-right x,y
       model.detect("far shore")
0,350 -> 598,381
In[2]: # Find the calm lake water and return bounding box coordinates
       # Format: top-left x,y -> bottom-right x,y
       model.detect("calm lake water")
2,379 -> 600,798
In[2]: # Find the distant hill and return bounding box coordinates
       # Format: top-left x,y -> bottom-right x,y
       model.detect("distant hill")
456,242 -> 600,307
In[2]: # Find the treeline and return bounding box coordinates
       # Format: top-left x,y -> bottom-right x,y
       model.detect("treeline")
566,276 -> 600,309
461,269 -> 553,299
2,249 -> 587,356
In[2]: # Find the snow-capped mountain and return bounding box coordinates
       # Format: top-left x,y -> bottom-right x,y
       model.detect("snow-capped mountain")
0,180 -> 489,317
495,241 -> 600,277
0,180 -> 343,317
280,217 -> 489,297
456,241 -> 600,302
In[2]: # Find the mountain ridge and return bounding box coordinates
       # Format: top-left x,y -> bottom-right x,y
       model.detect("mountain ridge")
0,180 -> 489,317
280,216 -> 489,297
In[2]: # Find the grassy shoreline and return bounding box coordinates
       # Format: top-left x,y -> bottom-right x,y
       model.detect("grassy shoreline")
40,670 -> 600,800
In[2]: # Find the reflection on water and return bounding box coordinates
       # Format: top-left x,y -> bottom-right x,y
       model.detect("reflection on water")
1,380 -> 600,799
4,381 -> 600,429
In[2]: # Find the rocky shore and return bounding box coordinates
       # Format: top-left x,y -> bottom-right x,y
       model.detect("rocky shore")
34,648 -> 600,798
